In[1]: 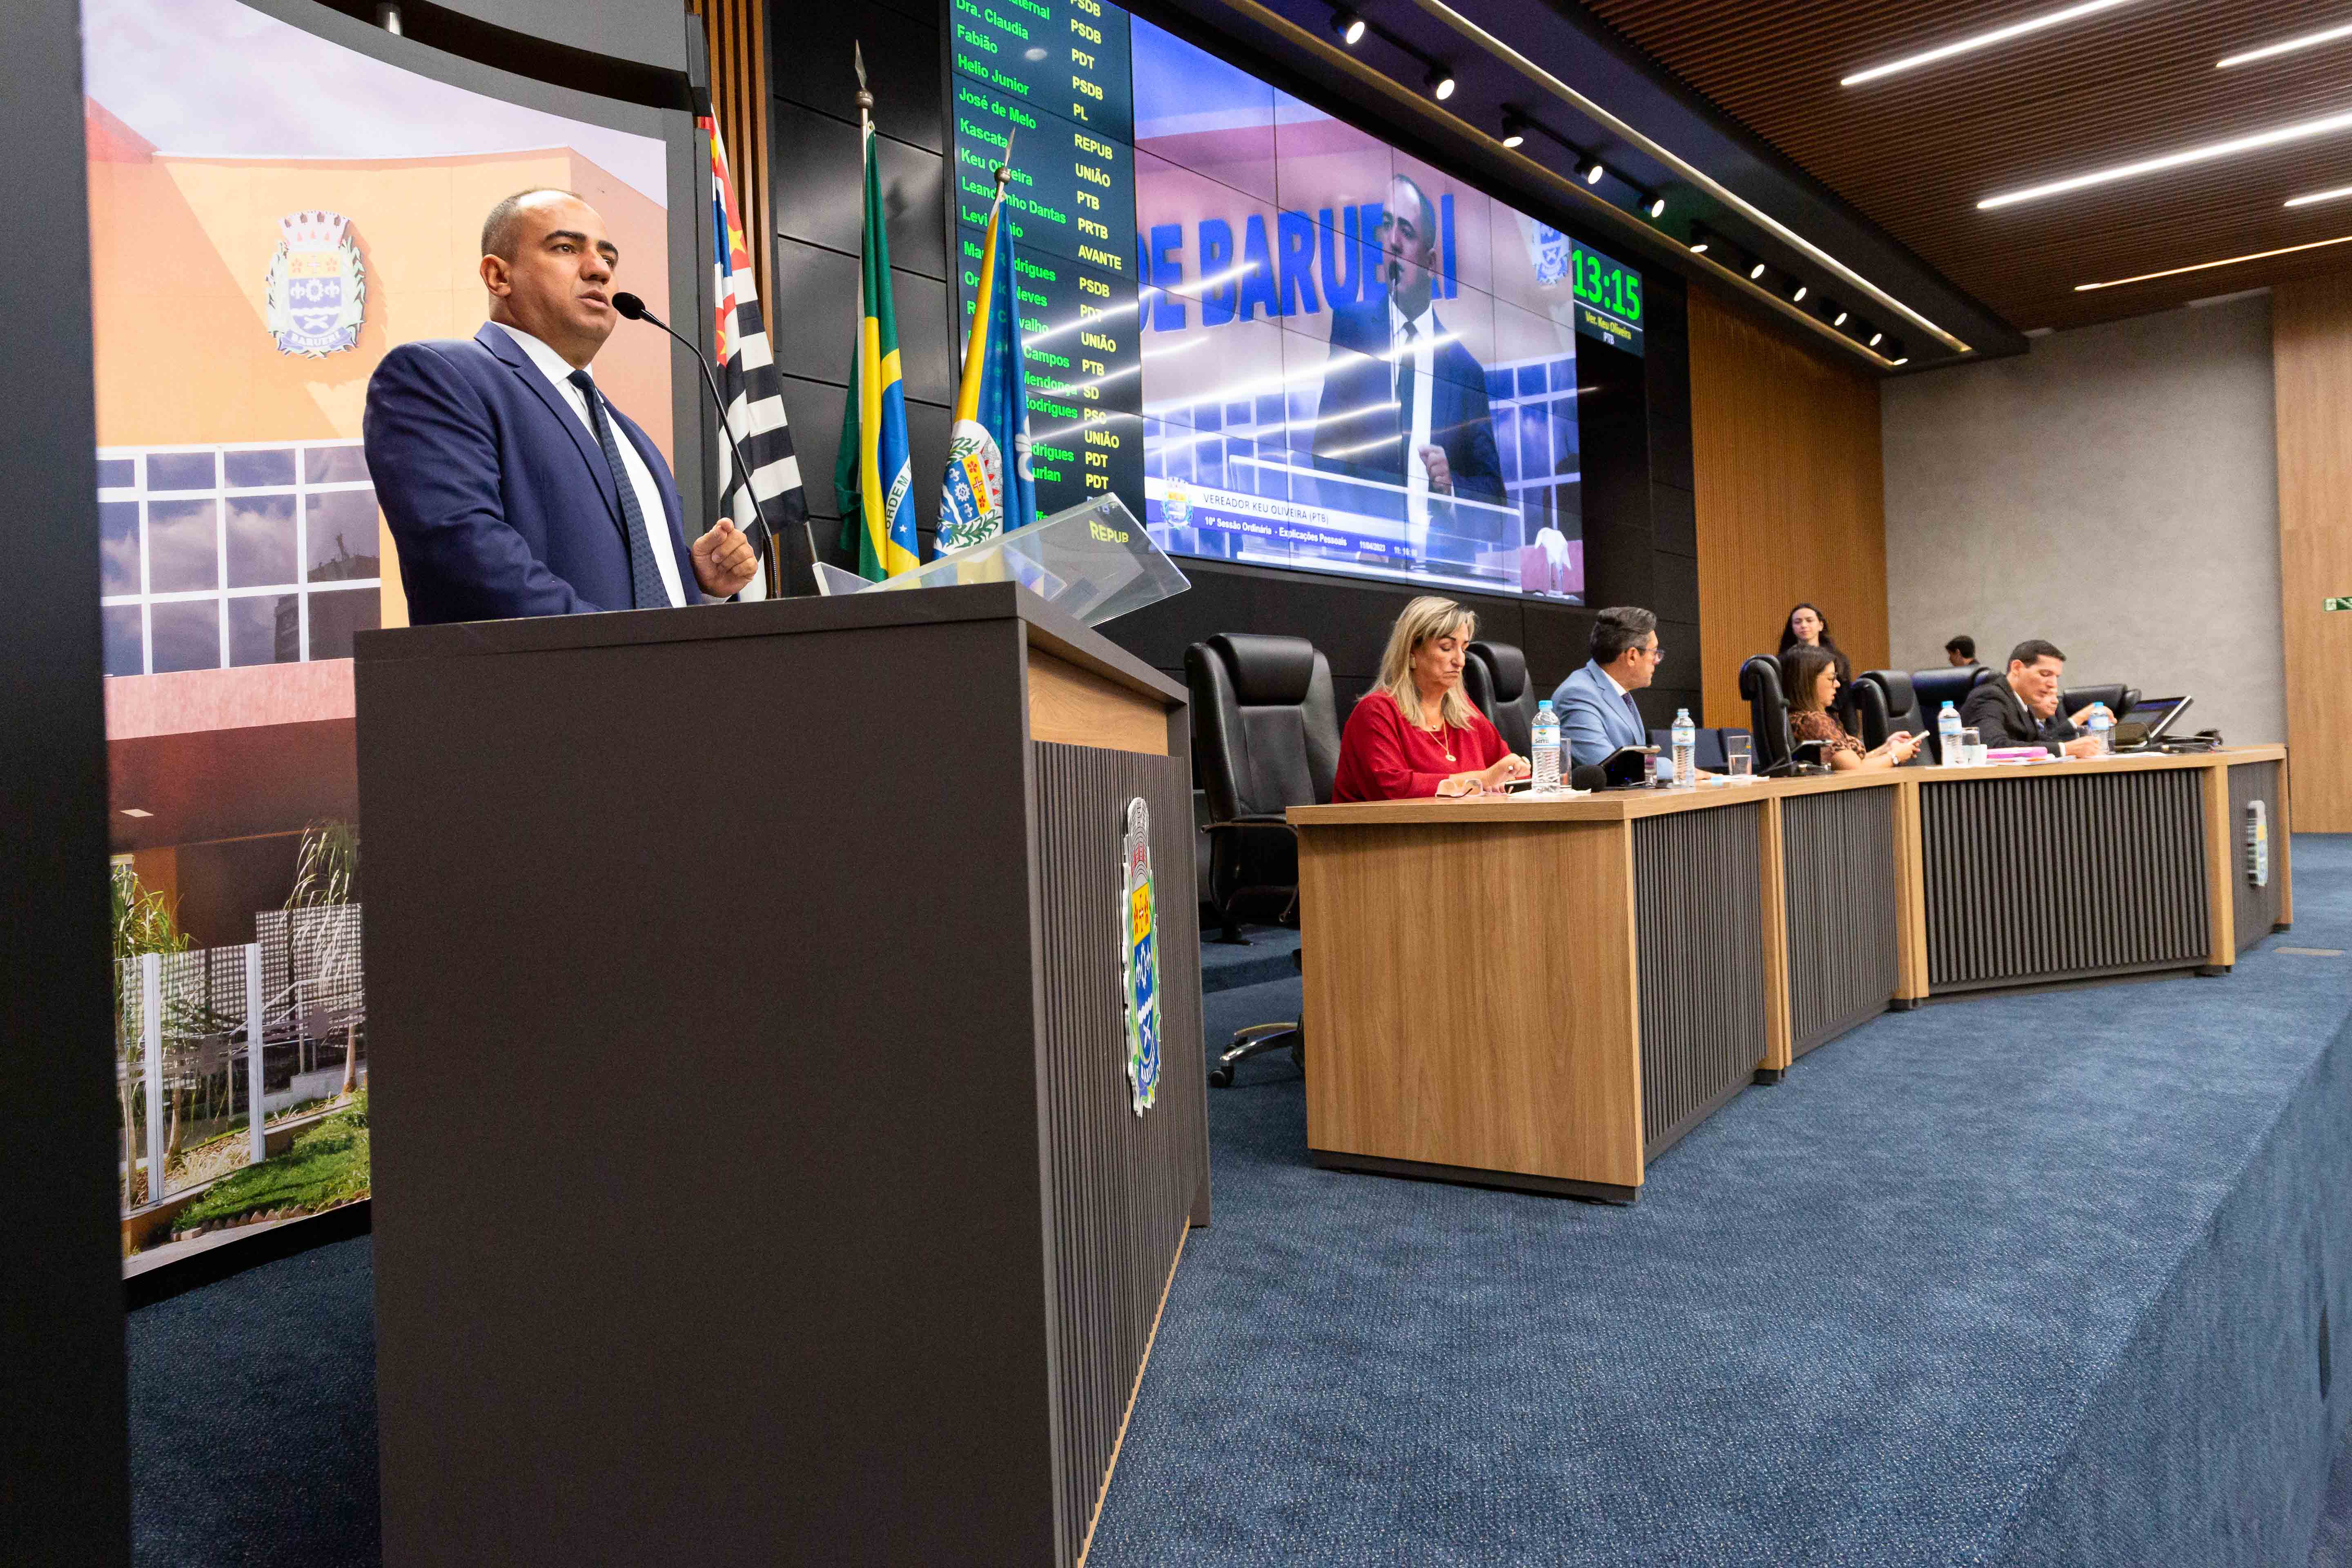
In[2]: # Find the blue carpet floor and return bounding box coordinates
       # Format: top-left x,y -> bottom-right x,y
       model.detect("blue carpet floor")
129,840 -> 2352,1565
1087,836 -> 2352,1567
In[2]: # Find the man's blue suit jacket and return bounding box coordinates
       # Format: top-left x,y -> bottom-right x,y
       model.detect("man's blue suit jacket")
1551,659 -> 1648,767
1309,296 -> 1505,507
362,324 -> 703,624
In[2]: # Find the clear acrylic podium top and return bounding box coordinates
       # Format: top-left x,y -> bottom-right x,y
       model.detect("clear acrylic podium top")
812,495 -> 1190,628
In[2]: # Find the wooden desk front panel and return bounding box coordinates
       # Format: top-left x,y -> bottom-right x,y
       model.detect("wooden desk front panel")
1634,804 -> 1768,1154
1919,768 -> 2209,992
1296,819 -> 1645,1191
1780,788 -> 1900,1059
2227,759 -> 2290,953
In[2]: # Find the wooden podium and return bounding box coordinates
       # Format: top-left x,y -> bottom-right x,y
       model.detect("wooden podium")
355,584 -> 1208,1567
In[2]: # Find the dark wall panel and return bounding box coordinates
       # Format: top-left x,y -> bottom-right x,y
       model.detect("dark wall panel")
434,0 -> 686,71
1,0 -> 131,1562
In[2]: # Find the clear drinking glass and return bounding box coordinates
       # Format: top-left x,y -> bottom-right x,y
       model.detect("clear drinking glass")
1958,727 -> 1983,766
1642,752 -> 1660,787
1725,735 -> 1753,778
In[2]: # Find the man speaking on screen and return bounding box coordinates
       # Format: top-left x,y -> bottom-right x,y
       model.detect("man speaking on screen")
363,188 -> 758,623
1311,173 -> 1505,571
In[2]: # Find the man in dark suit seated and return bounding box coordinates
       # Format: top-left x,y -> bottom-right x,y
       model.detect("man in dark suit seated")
363,188 -> 757,624
1310,174 -> 1504,571
1959,638 -> 2102,757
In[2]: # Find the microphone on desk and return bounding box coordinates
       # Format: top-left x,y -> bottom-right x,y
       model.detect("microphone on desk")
1569,763 -> 1608,792
612,291 -> 808,581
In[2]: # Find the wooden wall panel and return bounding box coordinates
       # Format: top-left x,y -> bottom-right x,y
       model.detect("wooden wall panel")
691,0 -> 773,313
1688,289 -> 1890,728
2273,275 -> 2352,832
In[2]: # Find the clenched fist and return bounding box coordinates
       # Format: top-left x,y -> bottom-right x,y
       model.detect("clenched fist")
691,517 -> 759,599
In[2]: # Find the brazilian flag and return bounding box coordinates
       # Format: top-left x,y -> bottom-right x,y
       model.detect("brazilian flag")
833,120 -> 920,581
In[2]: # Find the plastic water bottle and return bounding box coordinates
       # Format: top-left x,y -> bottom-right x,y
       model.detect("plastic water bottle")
2089,702 -> 2113,757
1670,708 -> 1696,790
1530,699 -> 1562,794
1938,700 -> 1963,764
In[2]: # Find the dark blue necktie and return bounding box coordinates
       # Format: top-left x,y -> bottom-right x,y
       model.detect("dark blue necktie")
568,369 -> 664,609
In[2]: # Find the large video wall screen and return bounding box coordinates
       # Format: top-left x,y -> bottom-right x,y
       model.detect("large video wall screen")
949,0 -> 1642,601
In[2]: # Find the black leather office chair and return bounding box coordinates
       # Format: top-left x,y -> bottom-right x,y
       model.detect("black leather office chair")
1909,666 -> 1996,761
1186,634 -> 1338,1087
2063,684 -> 2138,722
1850,670 -> 1931,762
1740,655 -> 1796,775
1465,640 -> 1540,757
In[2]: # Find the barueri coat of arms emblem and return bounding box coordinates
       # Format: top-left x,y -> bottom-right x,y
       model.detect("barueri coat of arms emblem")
264,210 -> 366,357
1120,797 -> 1162,1116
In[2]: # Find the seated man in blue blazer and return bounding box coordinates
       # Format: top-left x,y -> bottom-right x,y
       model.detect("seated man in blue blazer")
1551,605 -> 1664,768
363,188 -> 757,624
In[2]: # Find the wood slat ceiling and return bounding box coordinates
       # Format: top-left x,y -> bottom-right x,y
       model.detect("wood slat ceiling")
1576,0 -> 2352,331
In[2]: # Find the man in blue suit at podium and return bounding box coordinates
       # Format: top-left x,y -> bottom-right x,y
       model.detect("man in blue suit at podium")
363,188 -> 757,624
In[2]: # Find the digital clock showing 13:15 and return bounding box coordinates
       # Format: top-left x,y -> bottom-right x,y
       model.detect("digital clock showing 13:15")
1572,246 -> 1642,325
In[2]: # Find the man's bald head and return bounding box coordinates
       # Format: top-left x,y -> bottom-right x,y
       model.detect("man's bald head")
481,187 -> 585,262
478,189 -> 621,370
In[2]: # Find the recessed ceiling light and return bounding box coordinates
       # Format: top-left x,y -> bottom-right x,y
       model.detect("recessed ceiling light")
2218,20 -> 2352,69
2074,232 -> 2352,291
1791,284 -> 1809,302
120,807 -> 152,818
1428,69 -> 1456,101
1749,260 -> 1767,279
1419,0 -> 1971,354
1889,357 -> 1910,366
2286,184 -> 2352,208
1833,310 -> 1850,326
1690,238 -> 1711,254
1869,331 -> 1884,346
1840,0 -> 2136,87
1980,107 -> 2352,209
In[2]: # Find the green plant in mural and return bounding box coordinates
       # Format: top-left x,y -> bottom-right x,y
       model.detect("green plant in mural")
111,861 -> 188,1205
285,819 -> 362,1097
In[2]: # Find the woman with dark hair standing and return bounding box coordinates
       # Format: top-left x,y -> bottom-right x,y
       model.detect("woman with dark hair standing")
1781,645 -> 1919,772
1779,602 -> 1851,689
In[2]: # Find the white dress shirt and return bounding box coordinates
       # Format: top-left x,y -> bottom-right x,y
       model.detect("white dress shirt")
1388,294 -> 1438,550
489,321 -> 686,608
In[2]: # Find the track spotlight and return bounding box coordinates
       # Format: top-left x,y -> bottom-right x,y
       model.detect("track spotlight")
1330,8 -> 1365,45
1868,330 -> 1884,347
1582,158 -> 1606,185
1500,113 -> 1527,149
1791,284 -> 1808,303
1748,260 -> 1767,280
1832,308 -> 1850,327
1428,68 -> 1456,101
1889,357 -> 1910,366
1646,194 -> 1667,218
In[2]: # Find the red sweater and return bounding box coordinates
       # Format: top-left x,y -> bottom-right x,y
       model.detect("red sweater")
1334,693 -> 1512,801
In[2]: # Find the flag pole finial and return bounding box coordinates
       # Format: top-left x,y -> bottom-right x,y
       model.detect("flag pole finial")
853,41 -> 873,114
994,126 -> 1016,190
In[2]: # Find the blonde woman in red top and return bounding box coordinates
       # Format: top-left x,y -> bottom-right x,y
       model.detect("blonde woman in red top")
1334,596 -> 1529,800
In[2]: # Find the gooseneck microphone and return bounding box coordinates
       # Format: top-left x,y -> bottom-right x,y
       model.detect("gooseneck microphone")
612,290 -> 806,579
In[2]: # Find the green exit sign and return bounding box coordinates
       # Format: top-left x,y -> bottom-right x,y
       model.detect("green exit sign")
2329,597 -> 2352,612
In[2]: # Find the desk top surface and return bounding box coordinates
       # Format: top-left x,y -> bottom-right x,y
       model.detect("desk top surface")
1288,745 -> 2288,827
